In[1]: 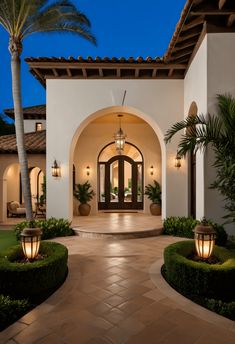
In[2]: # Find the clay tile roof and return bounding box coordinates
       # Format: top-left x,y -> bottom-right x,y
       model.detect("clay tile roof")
0,130 -> 46,154
4,105 -> 46,120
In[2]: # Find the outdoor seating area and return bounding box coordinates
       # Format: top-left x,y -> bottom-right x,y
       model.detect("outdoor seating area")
7,201 -> 26,217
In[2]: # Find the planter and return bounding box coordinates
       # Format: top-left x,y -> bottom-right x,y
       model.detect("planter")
79,203 -> 91,216
150,203 -> 161,216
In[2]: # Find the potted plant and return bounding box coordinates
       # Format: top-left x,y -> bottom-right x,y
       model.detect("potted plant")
145,180 -> 161,215
73,181 -> 95,216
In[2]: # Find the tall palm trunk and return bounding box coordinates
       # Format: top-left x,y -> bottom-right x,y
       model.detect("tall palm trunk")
10,39 -> 33,221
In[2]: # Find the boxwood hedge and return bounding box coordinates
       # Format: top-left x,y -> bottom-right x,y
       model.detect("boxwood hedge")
0,242 -> 68,302
163,240 -> 235,302
163,216 -> 227,246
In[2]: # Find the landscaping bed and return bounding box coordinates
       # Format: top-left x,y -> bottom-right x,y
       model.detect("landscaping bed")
0,241 -> 68,331
163,240 -> 235,320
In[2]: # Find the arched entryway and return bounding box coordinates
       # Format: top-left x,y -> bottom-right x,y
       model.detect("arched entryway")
98,142 -> 143,210
71,106 -> 164,217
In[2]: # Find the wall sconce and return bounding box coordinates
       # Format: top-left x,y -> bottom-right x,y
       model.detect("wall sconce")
86,166 -> 90,176
193,218 -> 216,260
150,165 -> 154,176
21,228 -> 42,261
175,154 -> 182,169
51,160 -> 60,177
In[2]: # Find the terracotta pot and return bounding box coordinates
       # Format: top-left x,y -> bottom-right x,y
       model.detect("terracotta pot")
79,203 -> 91,216
150,203 -> 161,216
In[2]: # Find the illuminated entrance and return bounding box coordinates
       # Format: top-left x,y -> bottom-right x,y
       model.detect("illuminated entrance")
98,142 -> 143,210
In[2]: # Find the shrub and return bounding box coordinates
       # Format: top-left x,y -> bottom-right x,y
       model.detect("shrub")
15,218 -> 75,241
0,242 -> 68,301
163,216 -> 227,246
163,240 -> 235,302
0,295 -> 30,331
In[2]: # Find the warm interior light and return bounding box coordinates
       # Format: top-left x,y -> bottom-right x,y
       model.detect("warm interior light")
194,220 -> 216,259
21,228 -> 42,261
51,160 -> 60,177
175,154 -> 181,168
150,165 -> 154,175
86,166 -> 90,176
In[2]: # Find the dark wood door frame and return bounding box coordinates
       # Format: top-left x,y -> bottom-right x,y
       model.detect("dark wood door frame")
98,155 -> 143,210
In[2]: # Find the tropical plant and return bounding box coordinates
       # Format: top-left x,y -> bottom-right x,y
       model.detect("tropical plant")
144,180 -> 161,204
0,0 -> 96,220
73,181 -> 95,204
165,94 -> 235,224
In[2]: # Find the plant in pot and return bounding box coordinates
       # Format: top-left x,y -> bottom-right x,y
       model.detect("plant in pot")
73,181 -> 95,216
145,180 -> 161,216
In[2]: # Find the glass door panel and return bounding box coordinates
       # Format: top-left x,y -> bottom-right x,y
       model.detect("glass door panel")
99,164 -> 105,202
110,160 -> 119,202
124,161 -> 132,202
137,164 -> 143,202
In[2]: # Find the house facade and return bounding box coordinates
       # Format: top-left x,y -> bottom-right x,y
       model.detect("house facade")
0,0 -> 235,232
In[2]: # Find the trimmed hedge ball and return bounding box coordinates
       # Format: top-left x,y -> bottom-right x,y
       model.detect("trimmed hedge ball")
164,240 -> 235,302
0,242 -> 68,301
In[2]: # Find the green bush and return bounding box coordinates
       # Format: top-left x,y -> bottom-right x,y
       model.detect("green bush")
15,218 -> 75,241
163,240 -> 235,302
0,242 -> 68,301
0,295 -> 30,331
163,216 -> 227,246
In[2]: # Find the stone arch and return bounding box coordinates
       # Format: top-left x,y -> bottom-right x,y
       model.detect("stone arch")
69,105 -> 166,219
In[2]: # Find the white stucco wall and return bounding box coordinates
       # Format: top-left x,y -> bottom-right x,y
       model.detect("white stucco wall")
185,32 -> 235,232
46,79 -> 187,220
24,119 -> 46,133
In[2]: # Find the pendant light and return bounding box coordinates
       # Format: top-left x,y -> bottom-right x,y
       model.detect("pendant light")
114,90 -> 127,155
114,114 -> 126,155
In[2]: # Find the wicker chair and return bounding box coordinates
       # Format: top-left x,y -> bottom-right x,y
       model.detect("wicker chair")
7,201 -> 26,217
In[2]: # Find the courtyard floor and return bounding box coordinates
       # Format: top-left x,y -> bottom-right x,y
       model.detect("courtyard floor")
0,233 -> 234,344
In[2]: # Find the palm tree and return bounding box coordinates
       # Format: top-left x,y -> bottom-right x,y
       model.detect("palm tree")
165,94 -> 235,223
0,0 -> 96,220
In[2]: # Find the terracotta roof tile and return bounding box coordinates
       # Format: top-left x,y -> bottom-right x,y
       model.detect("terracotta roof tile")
4,105 -> 46,120
0,130 -> 46,154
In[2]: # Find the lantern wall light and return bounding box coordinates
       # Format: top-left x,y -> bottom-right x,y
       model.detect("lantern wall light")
114,114 -> 126,155
21,228 -> 42,261
193,218 -> 216,260
86,166 -> 90,176
150,165 -> 154,176
51,160 -> 61,177
175,154 -> 182,169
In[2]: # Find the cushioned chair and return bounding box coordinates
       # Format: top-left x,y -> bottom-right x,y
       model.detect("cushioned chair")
7,201 -> 26,217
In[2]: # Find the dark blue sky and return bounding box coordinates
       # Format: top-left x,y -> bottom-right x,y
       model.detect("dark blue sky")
0,0 -> 186,120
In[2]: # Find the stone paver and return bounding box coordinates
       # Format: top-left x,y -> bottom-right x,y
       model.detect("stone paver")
0,234 -> 234,344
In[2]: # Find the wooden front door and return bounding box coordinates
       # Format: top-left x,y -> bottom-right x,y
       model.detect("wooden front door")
98,155 -> 143,210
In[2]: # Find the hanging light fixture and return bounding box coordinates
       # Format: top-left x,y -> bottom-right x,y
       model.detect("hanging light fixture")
114,90 -> 127,155
114,114 -> 126,155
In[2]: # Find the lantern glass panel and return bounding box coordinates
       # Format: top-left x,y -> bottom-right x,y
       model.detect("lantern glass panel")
21,235 -> 41,260
195,233 -> 215,259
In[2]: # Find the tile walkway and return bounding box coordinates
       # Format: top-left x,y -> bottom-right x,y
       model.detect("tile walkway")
0,235 -> 235,343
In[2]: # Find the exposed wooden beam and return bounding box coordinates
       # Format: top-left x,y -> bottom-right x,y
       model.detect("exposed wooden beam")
116,69 -> 121,77
171,47 -> 194,60
82,68 -> 87,77
219,0 -> 227,10
182,17 -> 205,32
227,14 -> 235,27
98,68 -> 103,77
66,68 -> 72,77
152,69 -> 157,77
32,68 -> 45,84
177,30 -> 201,43
52,68 -> 59,77
191,10 -> 234,16
173,40 -> 198,52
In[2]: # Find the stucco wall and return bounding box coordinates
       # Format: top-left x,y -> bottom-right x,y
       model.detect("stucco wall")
24,119 -> 46,133
47,79 -> 187,220
184,32 -> 235,233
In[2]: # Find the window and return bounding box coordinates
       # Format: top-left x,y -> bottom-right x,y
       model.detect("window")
35,122 -> 42,132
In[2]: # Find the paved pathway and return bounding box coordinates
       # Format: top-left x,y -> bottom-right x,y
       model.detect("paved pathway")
1,235 -> 235,344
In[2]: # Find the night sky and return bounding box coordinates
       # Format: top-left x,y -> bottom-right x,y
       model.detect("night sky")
0,0 -> 186,121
